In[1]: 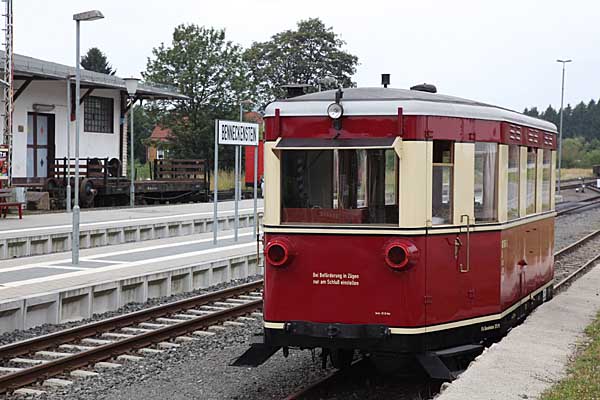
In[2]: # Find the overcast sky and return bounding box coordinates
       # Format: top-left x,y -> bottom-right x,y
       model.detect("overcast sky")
14,0 -> 600,112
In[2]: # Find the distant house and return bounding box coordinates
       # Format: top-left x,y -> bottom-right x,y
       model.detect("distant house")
145,125 -> 172,163
0,51 -> 186,185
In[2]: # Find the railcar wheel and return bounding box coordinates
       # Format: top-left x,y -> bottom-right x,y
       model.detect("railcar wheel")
330,349 -> 354,369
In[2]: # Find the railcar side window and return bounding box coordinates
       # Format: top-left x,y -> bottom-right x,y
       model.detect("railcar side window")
526,147 -> 537,215
507,145 -> 520,220
541,149 -> 552,211
432,141 -> 453,225
474,142 -> 498,223
280,149 -> 399,225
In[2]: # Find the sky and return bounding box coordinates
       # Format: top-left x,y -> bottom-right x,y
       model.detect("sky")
14,0 -> 600,112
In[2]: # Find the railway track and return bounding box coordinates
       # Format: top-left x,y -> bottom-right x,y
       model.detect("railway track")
556,195 -> 600,216
0,281 -> 263,394
284,229 -> 600,399
2,224 -> 599,397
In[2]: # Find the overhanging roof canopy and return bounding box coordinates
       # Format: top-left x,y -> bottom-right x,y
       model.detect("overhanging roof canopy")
0,51 -> 187,101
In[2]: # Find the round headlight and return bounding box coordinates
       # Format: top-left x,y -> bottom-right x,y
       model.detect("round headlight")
327,103 -> 344,119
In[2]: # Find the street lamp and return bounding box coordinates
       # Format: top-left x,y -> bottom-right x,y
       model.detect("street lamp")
65,74 -> 74,213
72,9 -> 104,265
556,59 -> 572,196
124,77 -> 140,208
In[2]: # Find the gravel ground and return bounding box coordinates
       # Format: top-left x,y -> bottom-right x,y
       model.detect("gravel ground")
298,360 -> 437,400
0,275 -> 263,347
14,319 -> 332,400
554,235 -> 600,285
4,202 -> 600,400
555,203 -> 600,250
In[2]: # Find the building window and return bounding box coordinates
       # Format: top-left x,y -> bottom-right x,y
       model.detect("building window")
280,149 -> 398,225
526,147 -> 537,215
432,141 -> 453,225
507,145 -> 520,220
84,96 -> 114,133
474,142 -> 498,223
542,149 -> 552,211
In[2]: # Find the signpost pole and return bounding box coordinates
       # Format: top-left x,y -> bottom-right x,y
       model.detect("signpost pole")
253,143 -> 258,238
217,119 -> 258,244
234,145 -> 239,242
213,120 -> 219,245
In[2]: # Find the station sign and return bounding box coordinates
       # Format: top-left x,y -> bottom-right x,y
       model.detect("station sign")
217,120 -> 259,146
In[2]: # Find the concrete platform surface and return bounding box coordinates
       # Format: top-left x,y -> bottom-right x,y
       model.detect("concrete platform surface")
0,200 -> 263,259
0,227 -> 262,332
437,265 -> 600,400
0,200 -> 261,232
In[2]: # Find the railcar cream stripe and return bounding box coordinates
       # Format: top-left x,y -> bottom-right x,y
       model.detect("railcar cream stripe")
264,213 -> 555,236
263,281 -> 553,334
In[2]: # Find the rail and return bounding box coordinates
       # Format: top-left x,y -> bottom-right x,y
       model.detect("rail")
0,280 -> 263,393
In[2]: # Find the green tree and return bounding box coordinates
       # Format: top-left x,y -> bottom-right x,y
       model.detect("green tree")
143,24 -> 250,165
80,47 -> 116,75
561,137 -> 585,168
243,18 -> 359,107
127,105 -> 155,164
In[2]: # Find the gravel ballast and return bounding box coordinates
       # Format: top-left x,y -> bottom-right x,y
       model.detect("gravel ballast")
22,319 -> 332,400
555,201 -> 600,251
0,275 -> 263,347
6,199 -> 600,400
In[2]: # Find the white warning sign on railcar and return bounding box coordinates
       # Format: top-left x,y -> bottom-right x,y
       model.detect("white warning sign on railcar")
217,120 -> 259,146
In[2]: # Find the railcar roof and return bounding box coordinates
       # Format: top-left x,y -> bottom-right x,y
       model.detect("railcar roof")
264,87 -> 557,133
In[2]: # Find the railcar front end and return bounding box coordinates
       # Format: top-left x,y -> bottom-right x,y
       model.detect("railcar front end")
234,87 -> 557,376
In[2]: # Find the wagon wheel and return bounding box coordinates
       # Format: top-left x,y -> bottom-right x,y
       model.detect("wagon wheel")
43,178 -> 59,193
108,158 -> 122,177
79,178 -> 97,207
87,158 -> 102,178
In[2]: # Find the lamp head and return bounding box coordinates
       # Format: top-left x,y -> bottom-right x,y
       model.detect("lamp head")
123,77 -> 140,96
73,10 -> 104,21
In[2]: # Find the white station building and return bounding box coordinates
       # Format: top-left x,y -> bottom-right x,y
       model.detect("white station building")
0,51 -> 185,185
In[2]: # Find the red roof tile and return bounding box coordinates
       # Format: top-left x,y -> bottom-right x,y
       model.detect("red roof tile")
150,125 -> 172,142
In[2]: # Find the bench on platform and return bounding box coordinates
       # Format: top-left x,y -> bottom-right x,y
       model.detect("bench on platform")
0,188 -> 23,219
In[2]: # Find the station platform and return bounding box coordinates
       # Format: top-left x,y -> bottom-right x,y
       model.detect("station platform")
0,200 -> 263,260
437,264 -> 600,400
0,226 -> 262,333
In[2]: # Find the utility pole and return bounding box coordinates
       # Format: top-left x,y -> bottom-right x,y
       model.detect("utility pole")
2,0 -> 13,187
556,59 -> 572,195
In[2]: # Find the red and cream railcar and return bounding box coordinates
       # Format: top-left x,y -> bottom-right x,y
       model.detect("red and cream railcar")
243,86 -> 557,374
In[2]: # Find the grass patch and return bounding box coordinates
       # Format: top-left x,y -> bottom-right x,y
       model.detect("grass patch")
541,310 -> 600,400
129,161 -> 237,191
560,168 -> 593,180
210,169 -> 238,191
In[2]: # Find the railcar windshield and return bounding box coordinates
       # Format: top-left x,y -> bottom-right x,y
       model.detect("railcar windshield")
281,149 -> 398,225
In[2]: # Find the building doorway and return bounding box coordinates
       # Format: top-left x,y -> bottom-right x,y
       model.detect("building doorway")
26,112 -> 55,179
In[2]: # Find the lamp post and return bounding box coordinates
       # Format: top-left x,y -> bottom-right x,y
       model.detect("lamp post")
72,10 -> 104,265
65,74 -> 74,213
124,77 -> 140,208
556,59 -> 572,196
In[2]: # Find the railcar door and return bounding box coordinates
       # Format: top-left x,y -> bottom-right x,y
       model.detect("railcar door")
425,140 -> 475,336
